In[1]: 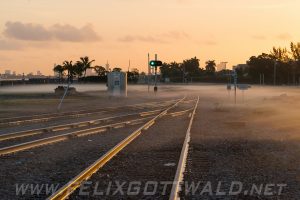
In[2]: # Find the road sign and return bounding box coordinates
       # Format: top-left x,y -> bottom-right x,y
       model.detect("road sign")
237,84 -> 251,90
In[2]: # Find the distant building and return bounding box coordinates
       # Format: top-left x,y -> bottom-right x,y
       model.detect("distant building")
86,68 -> 96,76
105,61 -> 110,72
27,72 -> 34,77
4,70 -> 11,75
37,70 -> 42,76
216,62 -> 228,71
216,62 -> 227,72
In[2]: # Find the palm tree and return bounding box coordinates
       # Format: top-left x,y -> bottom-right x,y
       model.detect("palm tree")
205,60 -> 216,74
53,64 -> 65,83
78,56 -> 95,80
74,61 -> 85,82
63,60 -> 75,84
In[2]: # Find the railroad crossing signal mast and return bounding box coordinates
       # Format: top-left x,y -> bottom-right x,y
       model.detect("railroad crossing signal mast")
149,54 -> 163,92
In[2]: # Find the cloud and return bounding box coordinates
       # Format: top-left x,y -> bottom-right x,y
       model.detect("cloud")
50,24 -> 101,42
3,21 -> 101,42
252,35 -> 267,40
277,33 -> 292,40
0,39 -> 22,50
160,31 -> 189,40
203,40 -> 218,45
118,35 -> 166,43
3,22 -> 52,41
118,31 -> 189,43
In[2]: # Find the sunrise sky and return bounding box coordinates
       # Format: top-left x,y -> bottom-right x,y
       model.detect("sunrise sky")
0,0 -> 299,75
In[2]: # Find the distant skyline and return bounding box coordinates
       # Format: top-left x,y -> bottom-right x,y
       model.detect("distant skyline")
0,0 -> 299,75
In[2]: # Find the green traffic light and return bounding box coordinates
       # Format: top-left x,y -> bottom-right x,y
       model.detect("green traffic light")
150,61 -> 155,66
149,60 -> 162,67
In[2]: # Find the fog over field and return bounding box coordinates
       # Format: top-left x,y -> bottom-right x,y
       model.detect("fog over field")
1,84 -> 300,199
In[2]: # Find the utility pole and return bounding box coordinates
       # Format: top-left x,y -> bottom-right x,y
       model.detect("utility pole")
128,59 -> 130,72
148,53 -> 150,92
105,60 -> 110,72
233,70 -> 237,105
260,74 -> 261,85
274,61 -> 277,86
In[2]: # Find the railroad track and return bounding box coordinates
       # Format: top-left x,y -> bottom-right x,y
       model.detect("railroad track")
0,113 -> 159,156
169,96 -> 199,200
0,103 -> 193,156
0,109 -> 162,142
0,99 -> 179,127
47,97 -> 186,200
46,96 -> 200,200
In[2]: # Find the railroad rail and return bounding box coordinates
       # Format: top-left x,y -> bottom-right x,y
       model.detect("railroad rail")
47,97 -> 185,200
0,116 -> 155,156
0,99 -> 179,127
0,109 -> 162,142
169,96 -> 199,200
0,106 -> 191,156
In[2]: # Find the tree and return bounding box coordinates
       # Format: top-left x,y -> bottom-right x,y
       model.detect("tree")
181,57 -> 201,77
290,42 -> 300,84
78,56 -> 95,79
270,47 -> 292,84
128,68 -> 139,83
112,67 -> 122,72
63,60 -> 76,84
160,61 -> 182,82
74,61 -> 85,80
247,53 -> 274,84
94,65 -> 107,77
270,47 -> 289,62
205,60 -> 216,75
53,64 -> 65,83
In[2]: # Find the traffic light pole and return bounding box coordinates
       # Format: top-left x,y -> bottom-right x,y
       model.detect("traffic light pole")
154,54 -> 158,92
148,53 -> 150,92
149,55 -> 162,93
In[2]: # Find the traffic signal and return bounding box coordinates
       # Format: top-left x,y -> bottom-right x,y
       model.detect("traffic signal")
149,60 -> 162,67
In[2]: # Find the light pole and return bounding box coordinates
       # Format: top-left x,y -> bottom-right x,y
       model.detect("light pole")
233,70 -> 237,105
273,61 -> 277,86
148,53 -> 150,92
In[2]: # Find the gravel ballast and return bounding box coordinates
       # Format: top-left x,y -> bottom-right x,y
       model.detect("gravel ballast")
0,124 -> 144,200
69,99 -> 196,199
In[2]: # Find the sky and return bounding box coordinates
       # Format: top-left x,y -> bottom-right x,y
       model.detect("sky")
0,0 -> 299,75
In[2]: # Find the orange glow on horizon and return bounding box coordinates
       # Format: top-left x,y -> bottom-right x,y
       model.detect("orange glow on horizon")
0,0 -> 299,75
